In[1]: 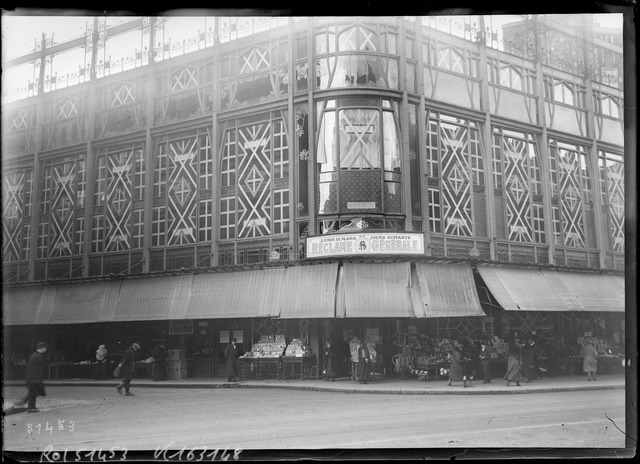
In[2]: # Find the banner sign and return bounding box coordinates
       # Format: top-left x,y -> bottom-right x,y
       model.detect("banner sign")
169,320 -> 193,335
306,232 -> 425,258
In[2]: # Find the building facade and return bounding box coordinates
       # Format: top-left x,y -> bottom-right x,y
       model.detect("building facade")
2,15 -> 626,378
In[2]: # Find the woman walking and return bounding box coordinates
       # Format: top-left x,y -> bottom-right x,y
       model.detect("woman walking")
447,345 -> 467,387
580,342 -> 599,381
504,339 -> 523,387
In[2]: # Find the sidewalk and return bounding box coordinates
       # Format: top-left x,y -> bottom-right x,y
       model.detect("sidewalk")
4,373 -> 626,396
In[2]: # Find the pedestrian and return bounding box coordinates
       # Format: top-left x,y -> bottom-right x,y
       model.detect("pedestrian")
94,344 -> 108,380
521,338 -> 535,383
529,338 -> 543,379
152,343 -> 167,381
356,340 -> 371,384
460,339 -> 475,388
545,340 -> 558,378
17,342 -> 48,413
323,341 -> 337,382
479,341 -> 493,383
580,342 -> 599,381
504,338 -> 523,387
116,341 -> 141,396
224,338 -> 239,382
447,344 -> 466,387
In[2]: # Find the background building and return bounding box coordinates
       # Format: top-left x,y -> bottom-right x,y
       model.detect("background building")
2,14 -> 627,380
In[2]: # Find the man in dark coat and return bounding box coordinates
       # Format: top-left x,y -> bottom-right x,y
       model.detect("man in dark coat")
19,342 -> 48,413
224,338 -> 238,382
323,342 -> 337,382
116,342 -> 140,396
152,343 -> 167,381
479,341 -> 493,383
356,341 -> 371,384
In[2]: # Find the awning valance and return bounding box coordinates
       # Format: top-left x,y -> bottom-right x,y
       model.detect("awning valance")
476,265 -> 570,312
47,280 -> 122,324
186,268 -> 285,319
414,262 -> 485,317
336,262 -> 417,318
278,263 -> 338,319
541,270 -> 624,312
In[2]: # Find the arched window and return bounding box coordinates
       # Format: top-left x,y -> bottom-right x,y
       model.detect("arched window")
601,96 -> 620,118
499,66 -> 522,91
553,82 -> 574,106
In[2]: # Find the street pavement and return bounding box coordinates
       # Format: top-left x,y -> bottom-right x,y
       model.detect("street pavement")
3,372 -> 627,400
2,374 -> 631,459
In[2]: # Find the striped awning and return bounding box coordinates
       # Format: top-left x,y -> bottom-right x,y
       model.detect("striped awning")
336,262 -> 417,318
414,262 -> 485,317
476,265 -> 570,312
2,285 -> 45,326
541,270 -> 624,312
278,263 -> 339,318
186,268 -> 285,319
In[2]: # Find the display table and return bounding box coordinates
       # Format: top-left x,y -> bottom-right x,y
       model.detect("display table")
281,356 -> 315,380
238,357 -> 281,380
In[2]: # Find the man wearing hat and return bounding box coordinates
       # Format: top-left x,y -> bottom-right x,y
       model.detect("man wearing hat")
224,338 -> 238,382
18,342 -> 48,413
116,342 -> 141,396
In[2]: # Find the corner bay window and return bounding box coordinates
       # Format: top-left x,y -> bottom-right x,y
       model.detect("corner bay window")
316,98 -> 402,218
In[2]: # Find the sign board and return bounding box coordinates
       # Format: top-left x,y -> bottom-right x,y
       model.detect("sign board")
220,331 -> 230,344
233,330 -> 244,343
306,232 -> 425,259
169,320 -> 193,335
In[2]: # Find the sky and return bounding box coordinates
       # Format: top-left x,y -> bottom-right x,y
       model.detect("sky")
1,12 -> 624,102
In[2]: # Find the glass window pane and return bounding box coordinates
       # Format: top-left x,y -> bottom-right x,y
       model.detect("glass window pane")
339,109 -> 380,169
383,111 -> 400,172
318,111 -> 337,169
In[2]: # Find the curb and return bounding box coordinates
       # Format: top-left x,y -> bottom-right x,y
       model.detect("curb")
4,380 -> 625,396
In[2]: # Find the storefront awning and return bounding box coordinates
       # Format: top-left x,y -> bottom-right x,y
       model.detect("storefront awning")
541,270 -> 624,312
3,285 -> 45,325
47,280 -> 123,324
336,262 -> 417,318
186,268 -> 285,319
278,263 -> 339,319
476,265 -> 569,312
111,275 -> 194,322
414,262 -> 485,317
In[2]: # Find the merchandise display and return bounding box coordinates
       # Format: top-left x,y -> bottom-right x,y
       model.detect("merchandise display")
241,335 -> 286,358
284,338 -> 312,357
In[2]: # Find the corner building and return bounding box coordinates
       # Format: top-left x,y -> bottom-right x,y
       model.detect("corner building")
2,16 -> 626,380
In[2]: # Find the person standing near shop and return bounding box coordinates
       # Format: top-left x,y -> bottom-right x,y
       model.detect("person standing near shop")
447,344 -> 465,387
479,341 -> 493,383
323,341 -> 337,382
521,338 -> 535,383
152,343 -> 167,381
580,342 -> 599,381
504,338 -> 523,387
116,342 -> 141,396
18,342 -> 48,413
356,340 -> 371,384
224,338 -> 239,382
94,344 -> 108,380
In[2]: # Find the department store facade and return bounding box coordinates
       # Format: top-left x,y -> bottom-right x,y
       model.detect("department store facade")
2,16 -> 626,378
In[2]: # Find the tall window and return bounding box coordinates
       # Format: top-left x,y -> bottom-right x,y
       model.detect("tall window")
548,139 -> 589,248
423,111 -> 482,237
317,98 -> 402,217
428,187 -> 442,233
492,127 -> 542,243
219,112 -> 289,239
598,150 -> 624,252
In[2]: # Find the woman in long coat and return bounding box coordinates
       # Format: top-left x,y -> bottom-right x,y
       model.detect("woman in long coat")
447,346 -> 464,386
323,342 -> 337,381
580,343 -> 598,381
504,340 -> 523,387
